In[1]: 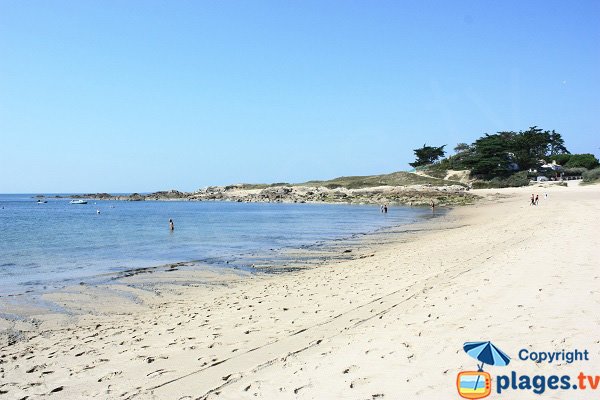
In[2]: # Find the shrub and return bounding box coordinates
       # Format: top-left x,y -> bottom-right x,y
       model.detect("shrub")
583,167 -> 600,183
562,167 -> 587,177
423,168 -> 447,179
472,179 -> 503,189
536,169 -> 557,179
471,171 -> 530,188
504,171 -> 530,187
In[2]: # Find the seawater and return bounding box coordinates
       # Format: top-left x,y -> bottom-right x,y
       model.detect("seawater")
0,194 -> 433,294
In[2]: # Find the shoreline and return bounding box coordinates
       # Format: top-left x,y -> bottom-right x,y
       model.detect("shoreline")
1,184 -> 598,399
0,199 -> 438,299
0,205 -> 446,318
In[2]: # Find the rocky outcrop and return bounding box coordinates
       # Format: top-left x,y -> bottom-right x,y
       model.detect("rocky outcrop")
71,193 -> 113,200
78,184 -> 477,206
143,190 -> 187,200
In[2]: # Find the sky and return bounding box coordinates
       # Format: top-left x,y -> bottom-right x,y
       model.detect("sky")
1,1 -> 599,193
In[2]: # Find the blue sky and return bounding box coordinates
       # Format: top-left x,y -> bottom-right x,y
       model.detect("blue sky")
1,1 -> 598,193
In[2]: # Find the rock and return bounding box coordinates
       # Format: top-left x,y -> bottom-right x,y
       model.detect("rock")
68,182 -> 477,206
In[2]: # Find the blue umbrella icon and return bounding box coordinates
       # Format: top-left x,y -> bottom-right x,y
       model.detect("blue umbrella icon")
463,341 -> 511,371
463,341 -> 510,394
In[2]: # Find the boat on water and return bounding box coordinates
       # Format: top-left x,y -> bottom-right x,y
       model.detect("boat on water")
69,199 -> 88,204
37,199 -> 48,204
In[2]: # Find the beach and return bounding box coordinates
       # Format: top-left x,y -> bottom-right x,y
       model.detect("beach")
0,198 -> 433,296
1,183 -> 599,399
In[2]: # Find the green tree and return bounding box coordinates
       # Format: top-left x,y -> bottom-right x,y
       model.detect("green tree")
409,144 -> 446,168
550,154 -> 572,165
548,130 -> 569,155
463,134 -> 514,178
454,142 -> 471,153
428,126 -> 574,181
510,126 -> 550,170
564,154 -> 600,169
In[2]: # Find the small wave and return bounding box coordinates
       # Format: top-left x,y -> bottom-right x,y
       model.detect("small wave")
0,262 -> 17,267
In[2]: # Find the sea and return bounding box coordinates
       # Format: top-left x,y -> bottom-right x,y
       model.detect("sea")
0,194 -> 435,295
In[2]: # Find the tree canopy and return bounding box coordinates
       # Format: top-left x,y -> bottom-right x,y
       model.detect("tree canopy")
421,126 -> 584,179
453,143 -> 470,153
409,144 -> 446,168
548,130 -> 569,155
459,127 -> 570,178
563,154 -> 599,169
412,126 -> 598,182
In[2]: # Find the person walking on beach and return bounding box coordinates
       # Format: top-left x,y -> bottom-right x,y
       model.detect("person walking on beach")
544,192 -> 548,200
535,194 -> 539,205
169,218 -> 174,231
530,194 -> 535,206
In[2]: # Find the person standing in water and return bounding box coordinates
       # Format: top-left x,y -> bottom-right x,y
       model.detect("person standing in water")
430,199 -> 435,211
169,218 -> 174,231
384,204 -> 388,213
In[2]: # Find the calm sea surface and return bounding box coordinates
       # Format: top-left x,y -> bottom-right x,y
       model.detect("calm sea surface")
0,194 -> 433,294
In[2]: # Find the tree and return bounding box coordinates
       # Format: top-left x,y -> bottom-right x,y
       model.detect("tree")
463,127 -> 567,174
510,126 -> 550,171
409,144 -> 446,168
422,126 -> 575,181
548,130 -> 569,155
564,154 -> 600,169
550,154 -> 572,165
454,143 -> 471,153
463,134 -> 513,178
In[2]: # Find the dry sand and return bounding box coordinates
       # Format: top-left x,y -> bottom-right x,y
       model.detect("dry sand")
1,183 -> 599,399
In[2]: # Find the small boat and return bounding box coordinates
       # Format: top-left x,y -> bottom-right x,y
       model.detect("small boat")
37,199 -> 48,204
70,199 -> 88,204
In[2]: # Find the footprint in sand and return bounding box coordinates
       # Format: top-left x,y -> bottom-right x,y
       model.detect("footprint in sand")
49,386 -> 64,394
26,364 -> 47,373
146,369 -> 172,378
98,371 -> 122,382
19,382 -> 43,390
343,365 -> 358,374
349,375 -> 373,389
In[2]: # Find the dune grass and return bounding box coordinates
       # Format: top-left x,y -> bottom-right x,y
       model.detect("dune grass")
303,171 -> 464,189
226,171 -> 465,190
